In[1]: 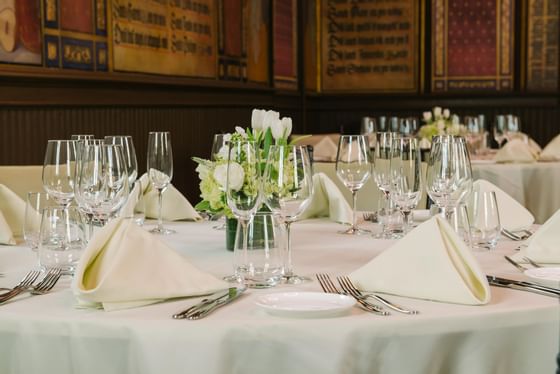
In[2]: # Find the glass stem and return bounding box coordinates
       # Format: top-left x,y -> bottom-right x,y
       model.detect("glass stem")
402,210 -> 412,232
236,218 -> 250,279
351,190 -> 358,230
157,188 -> 164,230
284,221 -> 293,277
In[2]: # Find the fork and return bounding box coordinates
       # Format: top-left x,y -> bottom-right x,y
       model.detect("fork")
337,276 -> 419,315
29,268 -> 62,295
501,229 -> 524,241
504,255 -> 527,271
316,274 -> 389,315
0,270 -> 41,303
523,257 -> 542,268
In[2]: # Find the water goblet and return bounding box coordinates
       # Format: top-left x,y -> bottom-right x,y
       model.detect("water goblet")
335,135 -> 371,235
147,131 -> 175,235
469,191 -> 501,250
225,140 -> 262,284
23,192 -> 54,251
42,140 -> 77,208
262,145 -> 313,284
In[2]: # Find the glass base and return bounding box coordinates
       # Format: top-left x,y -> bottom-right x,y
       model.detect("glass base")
223,274 -> 243,283
282,274 -> 312,285
338,226 -> 371,235
149,227 -> 176,235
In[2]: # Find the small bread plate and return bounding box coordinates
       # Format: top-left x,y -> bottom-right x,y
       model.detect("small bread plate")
524,267 -> 560,289
255,292 -> 356,318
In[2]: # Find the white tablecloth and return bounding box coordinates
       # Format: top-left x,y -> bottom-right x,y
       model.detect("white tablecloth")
0,220 -> 558,374
472,161 -> 560,224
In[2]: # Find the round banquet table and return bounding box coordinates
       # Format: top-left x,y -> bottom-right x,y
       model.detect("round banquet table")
0,219 -> 558,374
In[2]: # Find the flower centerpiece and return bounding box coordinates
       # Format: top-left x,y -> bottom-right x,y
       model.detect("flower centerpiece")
192,109 -> 296,250
417,106 -> 467,149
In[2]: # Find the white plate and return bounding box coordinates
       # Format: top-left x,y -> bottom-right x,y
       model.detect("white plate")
524,267 -> 560,288
255,292 -> 355,318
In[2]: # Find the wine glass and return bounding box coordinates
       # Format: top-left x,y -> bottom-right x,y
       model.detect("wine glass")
372,132 -> 399,237
225,140 -> 262,285
42,140 -> 77,208
262,145 -> 313,284
71,135 -> 94,141
23,192 -> 53,251
389,137 -> 423,233
74,143 -> 130,231
210,133 -> 230,229
335,135 -> 371,235
399,117 -> 418,136
493,115 -> 507,148
426,136 -> 473,222
147,131 -> 175,235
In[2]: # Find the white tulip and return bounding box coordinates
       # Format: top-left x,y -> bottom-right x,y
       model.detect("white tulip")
195,163 -> 209,180
223,133 -> 231,142
270,118 -> 284,140
251,109 -> 266,130
213,162 -> 244,191
280,117 -> 292,138
423,111 -> 432,121
443,109 -> 450,118
262,110 -> 280,131
452,115 -> 460,125
437,120 -> 445,132
433,107 -> 442,117
235,126 -> 247,138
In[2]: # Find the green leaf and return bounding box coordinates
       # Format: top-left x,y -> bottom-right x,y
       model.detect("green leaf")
263,128 -> 273,160
195,200 -> 211,211
289,134 -> 311,146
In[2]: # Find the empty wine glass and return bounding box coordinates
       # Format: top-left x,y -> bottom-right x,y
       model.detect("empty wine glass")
469,191 -> 501,250
335,135 -> 371,235
262,145 -> 313,284
426,136 -> 473,222
225,140 -> 262,284
23,192 -> 54,251
399,117 -> 418,136
74,143 -> 130,231
389,137 -> 423,233
493,115 -> 507,148
147,131 -> 175,235
42,140 -> 77,208
71,135 -> 94,141
373,132 -> 399,237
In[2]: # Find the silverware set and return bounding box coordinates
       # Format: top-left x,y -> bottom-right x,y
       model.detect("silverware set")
0,268 -> 62,304
316,274 -> 419,315
173,287 -> 246,320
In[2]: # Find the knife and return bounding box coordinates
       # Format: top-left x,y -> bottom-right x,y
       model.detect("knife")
486,275 -> 560,297
173,287 -> 246,320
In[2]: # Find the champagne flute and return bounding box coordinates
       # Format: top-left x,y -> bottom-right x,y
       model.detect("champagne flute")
262,145 -> 313,284
335,135 -> 371,235
389,137 -> 423,233
147,131 -> 175,235
372,132 -> 398,237
225,140 -> 262,284
42,140 -> 77,208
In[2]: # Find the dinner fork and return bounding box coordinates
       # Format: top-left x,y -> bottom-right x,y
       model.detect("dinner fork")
316,274 -> 389,315
0,268 -> 61,304
504,255 -> 527,271
0,270 -> 41,303
337,276 -> 419,315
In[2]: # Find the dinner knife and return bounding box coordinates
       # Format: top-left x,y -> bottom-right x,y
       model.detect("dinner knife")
486,275 -> 560,297
173,287 -> 246,320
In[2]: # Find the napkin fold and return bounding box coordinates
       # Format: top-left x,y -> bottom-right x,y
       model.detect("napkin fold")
125,174 -> 201,221
512,209 -> 560,264
299,173 -> 352,224
472,179 -> 534,231
0,184 -> 26,245
73,218 -> 229,311
293,134 -> 340,161
350,216 -> 491,305
539,134 -> 560,161
494,139 -> 537,163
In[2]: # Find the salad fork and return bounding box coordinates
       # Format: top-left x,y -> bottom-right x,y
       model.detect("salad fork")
29,268 -> 62,296
0,270 -> 41,303
337,276 -> 419,315
316,274 -> 389,315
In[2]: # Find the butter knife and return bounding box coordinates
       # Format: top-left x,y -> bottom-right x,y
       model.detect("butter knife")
486,275 -> 560,297
173,287 -> 246,320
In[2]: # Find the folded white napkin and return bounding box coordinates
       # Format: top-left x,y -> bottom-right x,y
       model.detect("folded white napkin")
0,184 -> 26,245
512,209 -> 560,264
126,174 -> 201,221
299,173 -> 352,224
73,218 -> 229,311
494,139 -> 537,163
294,134 -> 340,161
350,216 -> 491,305
539,134 -> 560,161
472,179 -> 534,231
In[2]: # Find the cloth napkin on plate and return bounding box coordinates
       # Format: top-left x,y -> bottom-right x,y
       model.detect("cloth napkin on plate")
472,179 -> 534,231
122,174 -> 201,221
494,139 -> 537,163
350,216 -> 491,305
539,134 -> 560,161
73,218 -> 229,311
293,134 -> 340,162
0,184 -> 26,245
512,209 -> 560,264
299,173 -> 352,224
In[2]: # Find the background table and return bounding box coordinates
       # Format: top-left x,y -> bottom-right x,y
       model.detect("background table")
0,219 -> 558,374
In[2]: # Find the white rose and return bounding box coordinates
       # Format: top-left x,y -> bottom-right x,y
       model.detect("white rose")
433,107 -> 442,117
443,109 -> 450,119
195,163 -> 209,180
213,162 -> 244,191
262,110 -> 280,131
235,126 -> 247,138
423,111 -> 432,121
251,109 -> 266,130
280,117 -> 292,138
